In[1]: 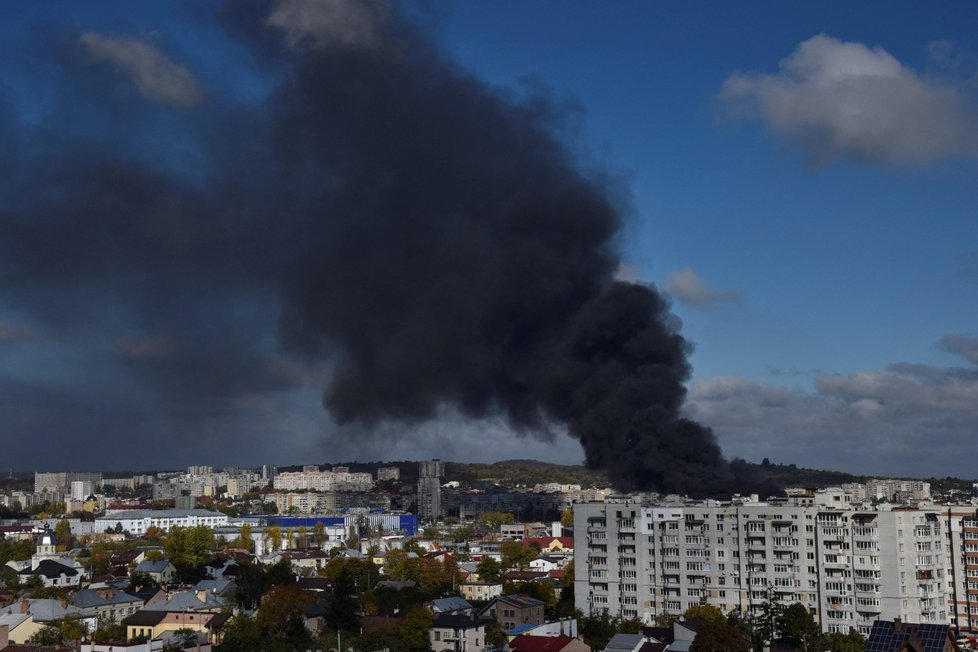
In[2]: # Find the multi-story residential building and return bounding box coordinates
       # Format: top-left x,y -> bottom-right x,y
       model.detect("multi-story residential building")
418,460 -> 444,522
273,469 -> 373,492
574,496 -> 949,636
377,466 -> 400,482
34,471 -> 102,493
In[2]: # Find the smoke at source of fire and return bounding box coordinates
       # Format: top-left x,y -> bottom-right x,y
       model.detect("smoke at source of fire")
0,0 -> 775,497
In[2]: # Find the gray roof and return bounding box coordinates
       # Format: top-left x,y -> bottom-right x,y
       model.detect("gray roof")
3,598 -> 95,622
134,559 -> 174,574
430,597 -> 473,613
605,633 -> 645,652
142,590 -> 225,612
72,588 -> 143,609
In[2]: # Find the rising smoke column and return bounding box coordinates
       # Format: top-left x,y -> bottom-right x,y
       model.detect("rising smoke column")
261,0 -> 763,497
0,0 -> 768,495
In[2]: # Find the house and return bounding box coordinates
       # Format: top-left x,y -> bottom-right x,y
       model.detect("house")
430,614 -> 490,652
19,559 -> 81,588
109,548 -> 146,575
865,619 -> 958,652
521,537 -> 574,555
503,570 -> 549,583
71,587 -> 144,623
670,618 -> 711,652
460,582 -> 503,602
133,560 -> 177,584
122,609 -> 231,644
0,599 -> 98,644
478,594 -> 545,631
509,634 -> 590,652
428,596 -> 474,617
140,589 -> 226,613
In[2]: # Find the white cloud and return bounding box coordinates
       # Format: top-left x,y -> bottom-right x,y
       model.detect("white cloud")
686,342 -> 978,476
665,267 -> 742,308
267,0 -> 387,51
80,31 -> 201,108
719,34 -> 978,166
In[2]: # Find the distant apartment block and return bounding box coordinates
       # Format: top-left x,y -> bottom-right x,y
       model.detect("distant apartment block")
34,471 -> 102,493
418,459 -> 445,522
377,466 -> 401,482
273,469 -> 373,492
574,496 -> 949,637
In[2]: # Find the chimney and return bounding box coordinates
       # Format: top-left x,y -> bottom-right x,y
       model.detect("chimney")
894,618 -> 903,632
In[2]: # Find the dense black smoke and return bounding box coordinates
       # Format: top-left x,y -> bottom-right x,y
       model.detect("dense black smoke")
0,1 -> 770,495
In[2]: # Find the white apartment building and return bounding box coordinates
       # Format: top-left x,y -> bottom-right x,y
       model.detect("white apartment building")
273,470 -> 373,492
574,497 -> 948,637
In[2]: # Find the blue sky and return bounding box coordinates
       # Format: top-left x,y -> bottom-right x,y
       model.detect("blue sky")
2,1 -> 978,480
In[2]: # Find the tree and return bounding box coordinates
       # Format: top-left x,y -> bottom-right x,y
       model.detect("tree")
689,621 -> 751,652
54,518 -> 73,550
313,522 -> 327,547
478,511 -> 514,531
684,604 -> 726,624
257,584 -> 315,649
325,565 -> 361,633
265,524 -> 282,551
561,507 -> 574,530
28,616 -> 87,645
164,525 -> 214,580
500,540 -> 536,569
399,606 -> 433,652
220,614 -> 264,652
476,557 -> 502,583
826,629 -> 867,652
234,523 -> 255,552
780,603 -> 820,651
92,620 -> 128,643
750,586 -> 785,649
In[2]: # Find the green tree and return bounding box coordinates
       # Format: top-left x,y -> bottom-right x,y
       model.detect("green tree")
684,604 -> 726,623
399,606 -> 434,652
164,525 -> 215,581
325,565 -> 361,633
0,565 -> 21,589
476,556 -> 502,583
28,616 -> 87,645
500,540 -> 537,569
780,603 -> 820,651
92,621 -> 128,643
580,610 -> 618,651
689,621 -> 751,652
220,614 -> 264,652
750,586 -> 784,649
478,511 -> 514,531
826,629 -> 867,652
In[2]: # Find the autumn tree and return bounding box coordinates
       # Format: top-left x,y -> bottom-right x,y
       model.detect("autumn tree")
234,523 -> 255,552
54,519 -> 73,550
684,604 -> 726,623
313,522 -> 327,547
257,584 -> 315,648
264,525 -> 282,552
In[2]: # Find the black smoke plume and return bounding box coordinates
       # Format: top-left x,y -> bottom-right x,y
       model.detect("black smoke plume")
0,1 -> 770,495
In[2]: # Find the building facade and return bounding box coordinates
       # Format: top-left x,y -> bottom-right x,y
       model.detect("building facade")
574,497 -> 949,637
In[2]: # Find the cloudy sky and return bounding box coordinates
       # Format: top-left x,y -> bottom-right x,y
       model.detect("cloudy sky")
2,1 -> 977,479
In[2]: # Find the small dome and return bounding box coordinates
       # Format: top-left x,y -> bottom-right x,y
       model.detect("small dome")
38,532 -> 56,546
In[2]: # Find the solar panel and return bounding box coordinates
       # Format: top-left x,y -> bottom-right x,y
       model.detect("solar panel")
865,620 -> 950,652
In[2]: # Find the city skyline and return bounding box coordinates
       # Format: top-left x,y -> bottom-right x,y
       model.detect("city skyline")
1,2 -> 977,477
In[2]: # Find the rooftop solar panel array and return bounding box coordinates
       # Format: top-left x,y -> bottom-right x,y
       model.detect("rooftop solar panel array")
866,621 -> 951,652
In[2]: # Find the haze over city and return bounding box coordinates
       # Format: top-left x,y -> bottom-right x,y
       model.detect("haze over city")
1,1 -> 978,481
